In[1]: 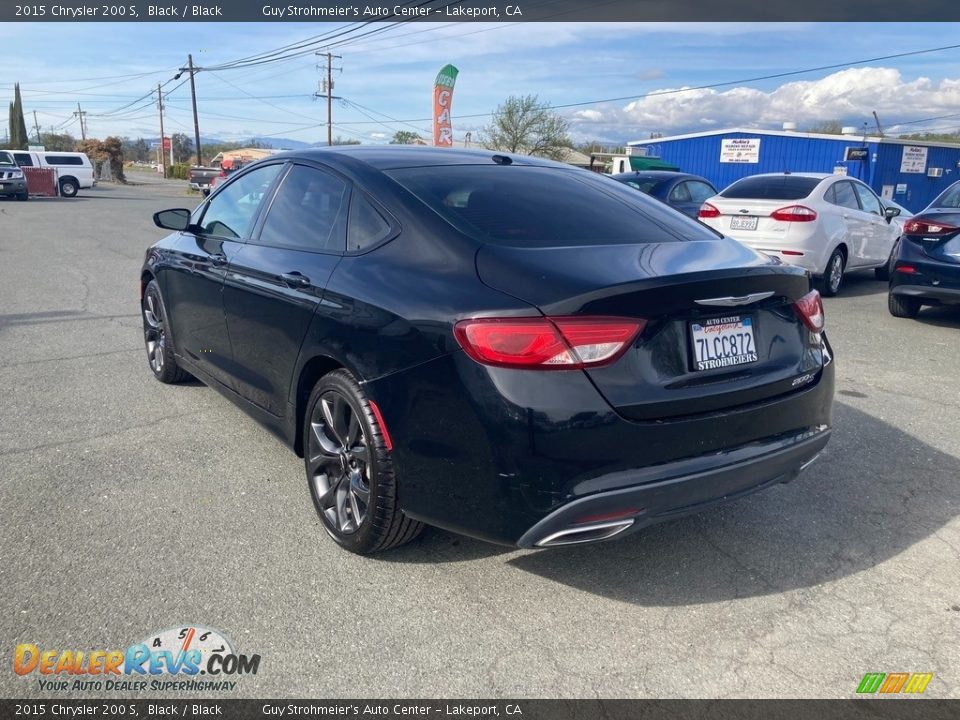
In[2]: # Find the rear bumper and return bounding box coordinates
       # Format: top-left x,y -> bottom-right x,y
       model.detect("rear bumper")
372,339 -> 834,547
891,283 -> 960,304
517,425 -> 830,548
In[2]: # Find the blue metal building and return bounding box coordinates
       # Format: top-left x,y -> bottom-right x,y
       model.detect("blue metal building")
627,128 -> 960,213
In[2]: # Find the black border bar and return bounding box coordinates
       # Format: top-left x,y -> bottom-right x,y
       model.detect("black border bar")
3,0 -> 960,22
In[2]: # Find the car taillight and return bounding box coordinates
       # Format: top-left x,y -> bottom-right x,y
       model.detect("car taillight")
454,317 -> 645,370
895,263 -> 917,274
903,219 -> 958,236
698,202 -> 721,219
792,290 -> 824,333
771,205 -> 817,222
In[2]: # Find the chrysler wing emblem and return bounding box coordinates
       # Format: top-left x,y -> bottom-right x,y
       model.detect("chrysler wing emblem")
695,291 -> 775,307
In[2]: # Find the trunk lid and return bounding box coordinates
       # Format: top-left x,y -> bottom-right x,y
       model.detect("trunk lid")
476,239 -> 826,421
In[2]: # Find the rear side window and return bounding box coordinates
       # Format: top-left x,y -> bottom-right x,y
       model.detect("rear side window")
387,165 -> 713,247
43,155 -> 84,166
348,193 -> 392,252
258,164 -> 349,253
721,176 -> 821,200
828,181 -> 860,211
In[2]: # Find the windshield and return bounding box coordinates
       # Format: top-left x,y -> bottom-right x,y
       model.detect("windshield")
0,151 -> 15,166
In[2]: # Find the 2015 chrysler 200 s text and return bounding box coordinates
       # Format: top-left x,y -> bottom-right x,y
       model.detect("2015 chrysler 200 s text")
141,147 -> 834,554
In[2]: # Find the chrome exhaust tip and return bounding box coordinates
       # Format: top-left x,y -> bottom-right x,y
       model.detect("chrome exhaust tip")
534,519 -> 635,548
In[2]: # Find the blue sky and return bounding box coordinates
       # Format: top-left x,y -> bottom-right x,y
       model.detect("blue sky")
2,22 -> 960,147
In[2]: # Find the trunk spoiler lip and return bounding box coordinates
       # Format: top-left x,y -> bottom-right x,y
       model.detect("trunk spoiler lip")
694,291 -> 776,307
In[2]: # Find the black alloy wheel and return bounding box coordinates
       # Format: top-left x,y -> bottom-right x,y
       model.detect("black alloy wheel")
304,370 -> 422,554
142,280 -> 190,383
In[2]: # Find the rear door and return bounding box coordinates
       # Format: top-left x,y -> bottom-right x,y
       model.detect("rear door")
222,162 -> 350,415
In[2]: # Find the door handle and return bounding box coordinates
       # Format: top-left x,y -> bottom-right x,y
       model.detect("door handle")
209,253 -> 227,267
280,272 -> 311,288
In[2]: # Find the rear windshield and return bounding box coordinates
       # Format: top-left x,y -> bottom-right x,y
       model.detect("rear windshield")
615,176 -> 664,194
721,175 -> 821,200
387,165 -> 718,247
932,183 -> 960,209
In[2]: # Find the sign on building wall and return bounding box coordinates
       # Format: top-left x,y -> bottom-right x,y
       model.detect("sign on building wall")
720,138 -> 760,163
900,146 -> 928,173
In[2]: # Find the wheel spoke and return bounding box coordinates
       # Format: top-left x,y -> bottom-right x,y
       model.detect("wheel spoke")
350,473 -> 370,505
348,444 -> 370,466
144,295 -> 161,328
310,420 -> 340,456
348,489 -> 362,523
345,411 -> 361,448
314,471 -> 345,509
331,395 -> 350,447
320,397 -> 342,445
335,482 -> 350,532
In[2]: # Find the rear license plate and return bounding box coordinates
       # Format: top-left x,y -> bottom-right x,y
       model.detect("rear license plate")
690,315 -> 758,371
730,216 -> 758,231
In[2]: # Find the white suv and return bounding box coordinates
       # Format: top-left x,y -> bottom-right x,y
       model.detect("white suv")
699,173 -> 901,295
10,150 -> 95,198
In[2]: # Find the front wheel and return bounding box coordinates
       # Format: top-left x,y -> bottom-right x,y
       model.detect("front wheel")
142,280 -> 191,383
304,369 -> 423,554
16,192 -> 28,201
819,248 -> 846,297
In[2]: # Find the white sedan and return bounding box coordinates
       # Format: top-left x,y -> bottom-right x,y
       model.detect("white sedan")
699,173 -> 901,295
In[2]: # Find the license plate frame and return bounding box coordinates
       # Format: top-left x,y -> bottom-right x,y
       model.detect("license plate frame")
729,216 -> 759,231
690,315 -> 759,372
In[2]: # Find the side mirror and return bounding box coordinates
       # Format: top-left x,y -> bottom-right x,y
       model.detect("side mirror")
153,208 -> 192,231
884,206 -> 901,223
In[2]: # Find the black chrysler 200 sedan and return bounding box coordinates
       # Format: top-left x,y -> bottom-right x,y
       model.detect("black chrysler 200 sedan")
141,147 -> 834,554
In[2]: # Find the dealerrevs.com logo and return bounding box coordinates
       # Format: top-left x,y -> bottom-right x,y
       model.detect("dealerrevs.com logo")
14,625 -> 260,692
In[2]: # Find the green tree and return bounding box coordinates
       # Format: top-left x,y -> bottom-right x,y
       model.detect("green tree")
39,130 -> 77,151
171,132 -> 193,163
332,136 -> 361,146
805,120 -> 845,135
390,130 -> 422,144
8,84 -> 29,150
482,94 -> 570,160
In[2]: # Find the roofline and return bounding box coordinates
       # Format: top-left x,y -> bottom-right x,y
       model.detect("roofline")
628,127 -> 960,149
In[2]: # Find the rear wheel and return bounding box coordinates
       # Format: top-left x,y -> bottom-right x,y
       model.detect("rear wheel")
819,248 -> 845,297
142,280 -> 191,383
59,178 -> 78,197
304,369 -> 422,554
888,293 -> 921,318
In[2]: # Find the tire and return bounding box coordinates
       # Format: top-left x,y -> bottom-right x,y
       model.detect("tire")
16,192 -> 28,202
888,292 -> 921,318
819,248 -> 846,297
59,178 -> 78,197
141,280 -> 191,383
304,369 -> 423,554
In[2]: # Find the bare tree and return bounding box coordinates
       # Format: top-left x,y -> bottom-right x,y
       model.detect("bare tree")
483,95 -> 570,161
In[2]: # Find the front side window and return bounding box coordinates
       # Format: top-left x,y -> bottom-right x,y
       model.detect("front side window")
13,153 -> 33,167
258,165 -> 350,252
199,164 -> 282,239
852,183 -> 882,215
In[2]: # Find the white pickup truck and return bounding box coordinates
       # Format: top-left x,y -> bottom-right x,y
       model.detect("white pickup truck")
1,150 -> 96,197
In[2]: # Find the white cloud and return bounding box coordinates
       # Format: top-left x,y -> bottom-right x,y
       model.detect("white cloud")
570,67 -> 960,140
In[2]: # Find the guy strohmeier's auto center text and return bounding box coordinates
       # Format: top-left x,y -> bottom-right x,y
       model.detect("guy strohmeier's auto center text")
262,4 -> 522,18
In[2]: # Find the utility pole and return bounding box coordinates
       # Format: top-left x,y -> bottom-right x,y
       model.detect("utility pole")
314,51 -> 341,146
32,110 -> 41,145
74,103 -> 87,140
176,55 -> 203,166
157,82 -> 167,176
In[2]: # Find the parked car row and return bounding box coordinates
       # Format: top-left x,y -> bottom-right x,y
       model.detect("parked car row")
0,149 -> 95,198
613,166 -> 960,322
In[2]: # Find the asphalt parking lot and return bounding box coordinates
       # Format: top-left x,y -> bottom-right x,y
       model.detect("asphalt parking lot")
1,179 -> 959,699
